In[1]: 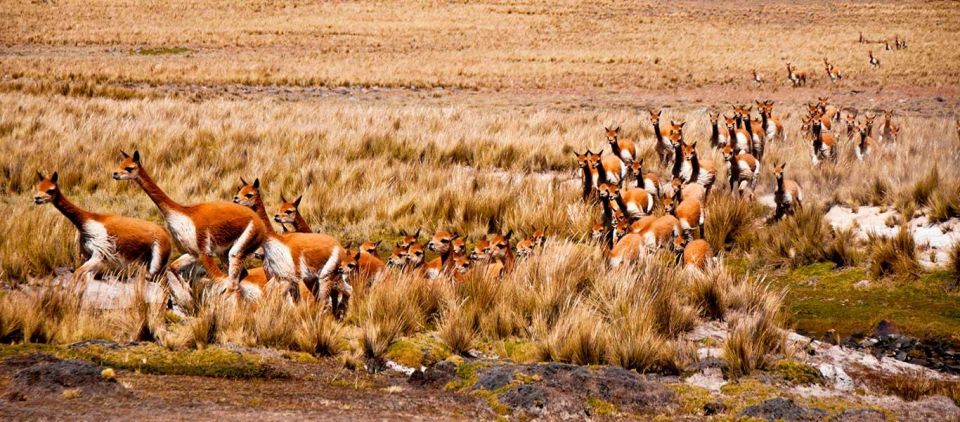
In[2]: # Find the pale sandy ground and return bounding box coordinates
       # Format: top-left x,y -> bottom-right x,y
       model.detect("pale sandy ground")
686,320 -> 960,419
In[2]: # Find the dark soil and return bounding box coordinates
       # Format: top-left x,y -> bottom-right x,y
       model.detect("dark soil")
0,353 -> 489,421
4,353 -> 128,401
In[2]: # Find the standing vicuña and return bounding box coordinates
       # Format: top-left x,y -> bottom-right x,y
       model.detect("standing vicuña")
773,162 -> 803,220
786,62 -> 807,87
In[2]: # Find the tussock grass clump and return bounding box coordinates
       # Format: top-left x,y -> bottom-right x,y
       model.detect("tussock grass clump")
756,206 -> 829,268
607,299 -> 675,373
852,369 -> 960,406
542,299 -> 609,365
825,228 -> 862,268
909,166 -> 940,208
722,297 -> 786,379
689,267 -> 735,320
867,228 -> 921,281
850,176 -> 894,207
294,308 -> 343,357
927,180 -> 960,223
950,242 -> 960,289
437,299 -> 476,356
703,194 -> 766,252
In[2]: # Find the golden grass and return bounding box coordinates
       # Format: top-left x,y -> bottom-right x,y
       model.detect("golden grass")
2,1 -> 959,90
3,90 -> 958,279
2,0 -> 959,386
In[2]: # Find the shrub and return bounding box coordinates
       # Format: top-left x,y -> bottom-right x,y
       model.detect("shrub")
756,206 -> 829,267
825,228 -> 862,268
867,228 -> 920,281
438,299 -> 476,356
703,194 -> 766,252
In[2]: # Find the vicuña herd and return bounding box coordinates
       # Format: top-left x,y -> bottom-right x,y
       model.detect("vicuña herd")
33,96 -> 915,318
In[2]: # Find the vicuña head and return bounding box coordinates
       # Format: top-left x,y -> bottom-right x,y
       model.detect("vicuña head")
233,177 -> 260,208
427,230 -> 460,255
397,228 -> 421,249
33,171 -> 59,205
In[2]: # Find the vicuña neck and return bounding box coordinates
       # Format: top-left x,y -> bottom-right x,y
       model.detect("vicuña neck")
252,194 -> 277,236
609,140 -> 622,158
293,213 -> 312,233
52,191 -> 93,230
671,144 -> 683,178
135,167 -> 185,215
595,164 -> 609,184
653,122 -> 663,143
614,196 -> 630,219
580,167 -> 593,200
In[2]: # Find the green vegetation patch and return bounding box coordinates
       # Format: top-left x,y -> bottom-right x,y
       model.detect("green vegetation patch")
666,383 -> 713,416
760,263 -> 960,341
719,378 -> 780,413
772,360 -> 824,386
445,359 -> 485,391
385,333 -> 450,368
476,338 -> 541,363
0,343 -> 286,379
586,397 -> 617,416
80,344 -> 287,379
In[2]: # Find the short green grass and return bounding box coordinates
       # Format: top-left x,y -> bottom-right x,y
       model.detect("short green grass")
385,333 -> 450,368
772,360 -> 825,386
756,263 -> 960,341
0,343 -> 286,379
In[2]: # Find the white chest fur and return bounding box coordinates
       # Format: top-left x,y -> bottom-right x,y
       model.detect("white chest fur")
262,238 -> 296,280
82,220 -> 118,261
680,161 -> 693,181
165,211 -> 199,253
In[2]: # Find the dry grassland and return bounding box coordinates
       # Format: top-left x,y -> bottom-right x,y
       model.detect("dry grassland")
0,3 -> 959,413
1,1 -> 959,91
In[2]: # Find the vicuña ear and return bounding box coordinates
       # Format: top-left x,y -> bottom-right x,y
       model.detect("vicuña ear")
120,151 -> 129,159
280,194 -> 287,203
51,172 -> 58,183
505,229 -> 513,240
37,170 -> 45,181
413,228 -> 421,239
240,177 -> 248,186
293,195 -> 302,208
615,126 -> 621,133
132,150 -> 141,163
252,178 -> 260,189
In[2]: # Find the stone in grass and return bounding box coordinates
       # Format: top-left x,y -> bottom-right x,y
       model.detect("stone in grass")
408,360 -> 457,388
471,362 -> 676,418
738,397 -> 827,422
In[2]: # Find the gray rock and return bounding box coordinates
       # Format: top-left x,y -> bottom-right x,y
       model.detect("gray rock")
835,408 -> 886,421
408,360 -> 457,388
471,362 -> 675,418
739,397 -> 827,421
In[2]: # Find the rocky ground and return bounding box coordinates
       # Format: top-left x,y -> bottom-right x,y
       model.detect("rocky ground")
1,317 -> 958,420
